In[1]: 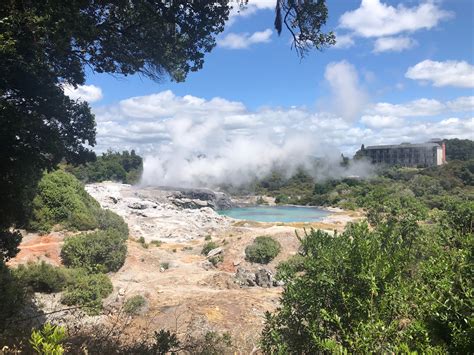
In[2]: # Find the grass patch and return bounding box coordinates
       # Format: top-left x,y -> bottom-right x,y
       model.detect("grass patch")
201,242 -> 218,256
123,295 -> 146,315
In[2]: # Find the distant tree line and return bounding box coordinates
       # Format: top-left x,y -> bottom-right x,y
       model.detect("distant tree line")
444,138 -> 474,161
64,150 -> 143,184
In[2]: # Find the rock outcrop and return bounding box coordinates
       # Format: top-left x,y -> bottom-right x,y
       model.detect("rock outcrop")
235,267 -> 283,288
86,182 -> 232,243
166,187 -> 233,210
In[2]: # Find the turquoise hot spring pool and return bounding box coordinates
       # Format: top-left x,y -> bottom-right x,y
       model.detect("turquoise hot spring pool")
218,205 -> 330,223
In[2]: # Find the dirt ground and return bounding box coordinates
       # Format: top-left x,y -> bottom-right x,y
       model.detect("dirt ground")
8,210 -> 362,352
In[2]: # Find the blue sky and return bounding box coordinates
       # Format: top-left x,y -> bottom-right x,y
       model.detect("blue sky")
64,0 -> 473,185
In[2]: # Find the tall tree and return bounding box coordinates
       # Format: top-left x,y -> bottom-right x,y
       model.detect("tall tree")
0,0 -> 334,258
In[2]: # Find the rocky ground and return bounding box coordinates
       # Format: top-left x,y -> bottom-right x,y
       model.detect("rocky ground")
9,182 -> 362,352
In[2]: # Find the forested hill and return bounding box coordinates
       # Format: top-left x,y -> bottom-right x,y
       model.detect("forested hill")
64,150 -> 143,184
252,159 -> 473,211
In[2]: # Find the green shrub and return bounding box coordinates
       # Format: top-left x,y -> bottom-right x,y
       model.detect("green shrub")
61,230 -> 127,273
150,240 -> 162,247
204,235 -> 212,241
137,236 -> 149,249
245,236 -> 281,264
160,262 -> 170,270
29,171 -> 100,233
201,242 -> 218,256
97,209 -> 129,239
261,198 -> 473,353
68,211 -> 98,231
14,262 -> 69,293
61,271 -> 112,315
123,295 -> 146,315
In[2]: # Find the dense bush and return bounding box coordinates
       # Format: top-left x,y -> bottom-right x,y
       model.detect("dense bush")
61,271 -> 113,315
201,241 -> 218,256
261,199 -> 473,353
65,150 -> 143,184
0,263 -> 26,324
444,138 -> 474,161
245,236 -> 281,264
29,170 -> 101,233
97,209 -> 129,239
61,231 -> 127,273
13,261 -> 70,293
123,295 -> 146,315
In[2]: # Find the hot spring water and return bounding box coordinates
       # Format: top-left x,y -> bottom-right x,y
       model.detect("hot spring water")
218,205 -> 330,223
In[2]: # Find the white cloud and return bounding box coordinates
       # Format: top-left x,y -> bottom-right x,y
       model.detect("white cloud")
339,0 -> 452,38
361,115 -> 405,128
324,60 -> 369,122
333,33 -> 355,49
63,84 -> 103,103
373,36 -> 417,53
447,96 -> 474,112
406,60 -> 474,88
367,96 -> 474,117
218,29 -> 273,49
368,98 -> 445,117
227,0 -> 275,25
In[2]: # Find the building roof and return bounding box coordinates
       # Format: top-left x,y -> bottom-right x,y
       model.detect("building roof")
365,142 -> 440,150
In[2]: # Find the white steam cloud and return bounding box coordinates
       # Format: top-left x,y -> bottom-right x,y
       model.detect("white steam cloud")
92,60 -> 473,188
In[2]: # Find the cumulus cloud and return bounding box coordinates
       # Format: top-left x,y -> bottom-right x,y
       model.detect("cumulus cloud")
372,97 -> 474,117
368,98 -> 445,117
406,60 -> 474,88
227,0 -> 274,26
373,36 -> 417,53
333,33 -> 355,49
217,29 -> 273,49
63,84 -> 103,103
324,60 -> 369,122
339,0 -> 452,38
360,115 -> 405,128
447,96 -> 474,112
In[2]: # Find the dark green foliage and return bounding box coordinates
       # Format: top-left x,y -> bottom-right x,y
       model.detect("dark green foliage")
261,199 -> 473,353
29,170 -> 101,233
61,271 -> 113,315
0,263 -> 27,324
61,231 -> 127,273
65,150 -> 144,184
9,262 -> 114,316
444,138 -> 474,161
0,230 -> 22,262
149,330 -> 181,355
201,242 -> 218,256
97,209 -> 129,238
13,261 -> 69,293
245,236 -> 281,264
123,295 -> 146,315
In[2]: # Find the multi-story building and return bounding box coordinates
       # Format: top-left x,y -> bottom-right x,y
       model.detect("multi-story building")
356,139 -> 446,167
